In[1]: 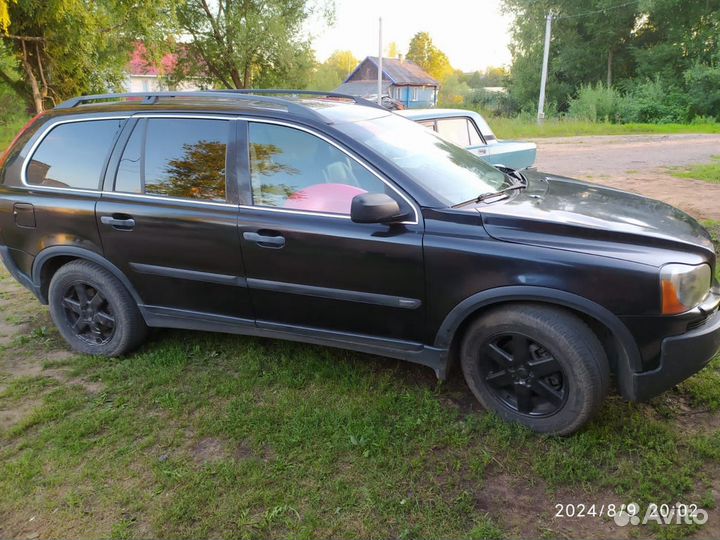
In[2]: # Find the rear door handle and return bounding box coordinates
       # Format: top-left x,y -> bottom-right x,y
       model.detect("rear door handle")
101,215 -> 135,231
243,231 -> 285,248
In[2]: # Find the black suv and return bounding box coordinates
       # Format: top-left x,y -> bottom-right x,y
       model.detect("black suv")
1,91 -> 719,435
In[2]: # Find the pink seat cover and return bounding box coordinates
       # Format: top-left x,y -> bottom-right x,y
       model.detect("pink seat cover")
283,183 -> 367,214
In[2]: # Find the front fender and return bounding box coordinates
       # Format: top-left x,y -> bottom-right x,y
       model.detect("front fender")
434,285 -> 643,400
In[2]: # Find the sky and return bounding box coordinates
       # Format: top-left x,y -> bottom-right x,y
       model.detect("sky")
308,0 -> 514,73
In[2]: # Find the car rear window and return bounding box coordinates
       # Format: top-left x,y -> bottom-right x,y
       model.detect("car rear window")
115,118 -> 229,202
26,119 -> 124,190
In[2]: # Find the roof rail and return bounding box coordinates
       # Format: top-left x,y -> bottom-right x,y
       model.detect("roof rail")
54,91 -> 330,122
216,89 -> 387,110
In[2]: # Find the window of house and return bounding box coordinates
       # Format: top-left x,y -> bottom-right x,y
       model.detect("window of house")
249,122 -> 386,215
26,119 -> 124,190
115,118 -> 229,202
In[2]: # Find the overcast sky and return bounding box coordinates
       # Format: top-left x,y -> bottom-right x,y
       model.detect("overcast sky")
308,0 -> 514,72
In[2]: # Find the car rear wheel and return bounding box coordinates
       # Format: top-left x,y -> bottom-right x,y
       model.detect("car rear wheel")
48,260 -> 147,357
460,304 -> 609,435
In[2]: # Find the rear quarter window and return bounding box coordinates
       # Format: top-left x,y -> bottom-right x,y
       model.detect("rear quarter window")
25,119 -> 124,190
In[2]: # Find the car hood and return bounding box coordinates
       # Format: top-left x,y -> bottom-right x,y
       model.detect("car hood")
476,170 -> 716,267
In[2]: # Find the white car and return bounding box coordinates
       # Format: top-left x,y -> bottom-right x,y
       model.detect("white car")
398,108 -> 536,169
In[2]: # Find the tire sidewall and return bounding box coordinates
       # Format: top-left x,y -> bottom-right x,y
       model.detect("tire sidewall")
49,263 -> 135,357
461,309 -> 603,435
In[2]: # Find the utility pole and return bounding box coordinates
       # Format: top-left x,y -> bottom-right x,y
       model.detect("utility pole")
377,17 -> 383,105
537,11 -> 553,123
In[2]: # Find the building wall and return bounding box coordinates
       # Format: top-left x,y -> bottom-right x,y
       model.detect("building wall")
123,75 -> 203,93
391,85 -> 438,108
348,60 -> 390,82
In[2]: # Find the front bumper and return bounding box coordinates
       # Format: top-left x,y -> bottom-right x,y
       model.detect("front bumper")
632,293 -> 720,401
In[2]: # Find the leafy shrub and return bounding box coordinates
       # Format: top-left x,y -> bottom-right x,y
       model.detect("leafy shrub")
616,78 -> 689,123
438,73 -> 472,106
683,64 -> 720,121
469,88 -> 519,117
568,84 -> 621,122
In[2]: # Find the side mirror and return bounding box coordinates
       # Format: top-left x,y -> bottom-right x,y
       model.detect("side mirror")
350,193 -> 407,224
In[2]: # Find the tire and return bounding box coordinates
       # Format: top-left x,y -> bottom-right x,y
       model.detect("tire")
48,260 -> 147,357
460,304 -> 609,436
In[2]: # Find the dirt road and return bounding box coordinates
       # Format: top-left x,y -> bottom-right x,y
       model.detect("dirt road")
534,134 -> 720,221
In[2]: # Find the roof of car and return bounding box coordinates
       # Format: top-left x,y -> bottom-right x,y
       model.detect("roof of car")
397,108 -> 485,120
49,91 -> 393,125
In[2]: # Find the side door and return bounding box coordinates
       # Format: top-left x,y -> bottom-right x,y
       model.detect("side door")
97,115 -> 252,320
237,120 -> 426,343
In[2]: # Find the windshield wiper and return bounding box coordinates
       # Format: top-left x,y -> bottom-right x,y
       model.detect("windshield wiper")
453,183 -> 526,208
476,184 -> 526,202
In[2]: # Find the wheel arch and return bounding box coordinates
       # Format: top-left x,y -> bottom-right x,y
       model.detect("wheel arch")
31,246 -> 143,307
435,286 -> 642,400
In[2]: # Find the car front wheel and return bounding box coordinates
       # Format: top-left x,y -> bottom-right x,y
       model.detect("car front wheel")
460,304 -> 609,435
48,260 -> 147,357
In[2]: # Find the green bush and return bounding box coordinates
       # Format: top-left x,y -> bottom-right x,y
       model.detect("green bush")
684,63 -> 720,121
469,88 -> 519,117
616,78 -> 689,123
567,83 -> 622,122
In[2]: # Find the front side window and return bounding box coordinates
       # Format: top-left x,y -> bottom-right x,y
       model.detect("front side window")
115,118 -> 228,202
249,122 -> 385,215
26,119 -> 124,189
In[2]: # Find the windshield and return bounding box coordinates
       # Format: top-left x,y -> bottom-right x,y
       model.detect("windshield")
336,113 -> 510,206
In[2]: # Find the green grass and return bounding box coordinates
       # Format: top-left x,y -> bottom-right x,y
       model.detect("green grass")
488,118 -> 720,139
1,264 -> 720,538
672,156 -> 720,184
1,221 -> 720,539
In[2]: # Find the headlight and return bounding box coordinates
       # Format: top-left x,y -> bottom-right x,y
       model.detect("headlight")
660,263 -> 711,314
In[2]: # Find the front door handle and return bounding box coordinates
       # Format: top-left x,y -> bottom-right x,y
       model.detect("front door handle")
101,215 -> 135,231
243,231 -> 286,248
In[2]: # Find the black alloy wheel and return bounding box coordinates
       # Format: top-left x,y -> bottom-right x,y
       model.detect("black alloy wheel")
479,332 -> 568,417
60,282 -> 116,345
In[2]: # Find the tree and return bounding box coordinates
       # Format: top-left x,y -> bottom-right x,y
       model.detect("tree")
0,0 -> 11,33
386,41 -> 399,59
174,0 -> 334,89
439,71 -> 471,105
502,0 -> 639,112
307,49 -> 357,91
406,31 -> 453,82
1,0 -> 175,113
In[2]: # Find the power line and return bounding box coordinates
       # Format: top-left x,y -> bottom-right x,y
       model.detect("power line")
555,0 -> 641,20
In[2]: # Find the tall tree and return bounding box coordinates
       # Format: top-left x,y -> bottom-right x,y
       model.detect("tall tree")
175,0 -> 334,89
502,0 -> 639,112
307,50 -> 357,91
386,41 -> 399,59
406,31 -> 453,82
1,0 -> 175,113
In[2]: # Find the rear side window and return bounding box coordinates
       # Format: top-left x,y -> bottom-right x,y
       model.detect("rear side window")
115,118 -> 228,202
26,119 -> 123,189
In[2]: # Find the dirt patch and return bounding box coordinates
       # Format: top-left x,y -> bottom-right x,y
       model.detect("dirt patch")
191,437 -> 228,464
0,398 -> 40,432
535,134 -> 720,221
479,472 -> 635,539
